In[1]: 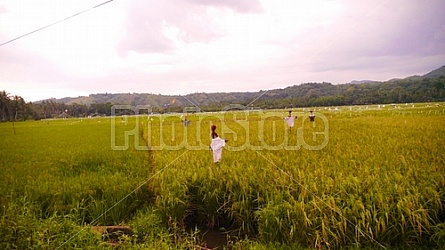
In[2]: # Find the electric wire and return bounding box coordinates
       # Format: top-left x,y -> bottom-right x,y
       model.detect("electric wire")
0,0 -> 113,47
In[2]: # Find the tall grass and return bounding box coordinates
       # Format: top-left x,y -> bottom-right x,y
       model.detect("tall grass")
143,105 -> 445,248
0,117 -> 153,248
1,104 -> 444,249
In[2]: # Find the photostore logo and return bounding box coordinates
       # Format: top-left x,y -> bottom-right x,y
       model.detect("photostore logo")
111,105 -> 329,151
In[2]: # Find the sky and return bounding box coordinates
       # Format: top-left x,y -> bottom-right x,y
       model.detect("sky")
0,0 -> 444,102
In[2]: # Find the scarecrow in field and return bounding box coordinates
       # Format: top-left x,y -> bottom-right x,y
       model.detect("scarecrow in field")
309,110 -> 315,122
284,110 -> 297,132
209,125 -> 228,163
182,115 -> 190,127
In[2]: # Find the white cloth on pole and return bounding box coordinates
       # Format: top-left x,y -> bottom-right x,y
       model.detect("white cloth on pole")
210,137 -> 226,163
285,116 -> 296,127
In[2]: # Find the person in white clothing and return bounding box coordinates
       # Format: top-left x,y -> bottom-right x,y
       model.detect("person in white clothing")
210,124 -> 228,163
284,110 -> 297,132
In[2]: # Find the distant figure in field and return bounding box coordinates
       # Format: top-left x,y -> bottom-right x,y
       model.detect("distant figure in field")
210,125 -> 228,163
182,115 -> 190,127
284,110 -> 297,132
309,110 -> 315,122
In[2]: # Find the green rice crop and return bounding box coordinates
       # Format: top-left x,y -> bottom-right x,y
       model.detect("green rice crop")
143,105 -> 445,249
0,117 -> 152,248
1,104 -> 444,249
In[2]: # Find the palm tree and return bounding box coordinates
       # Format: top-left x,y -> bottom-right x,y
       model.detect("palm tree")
11,95 -> 26,121
0,91 -> 11,121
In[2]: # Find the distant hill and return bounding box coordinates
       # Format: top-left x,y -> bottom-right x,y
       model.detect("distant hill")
58,93 -> 180,107
43,65 -> 445,109
350,80 -> 375,84
422,65 -> 445,78
5,65 -> 442,121
352,65 -> 445,84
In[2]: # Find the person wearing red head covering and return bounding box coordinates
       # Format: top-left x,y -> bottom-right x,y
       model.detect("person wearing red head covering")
210,125 -> 228,163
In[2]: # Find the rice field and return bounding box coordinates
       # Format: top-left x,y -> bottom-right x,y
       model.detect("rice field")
1,103 -> 444,249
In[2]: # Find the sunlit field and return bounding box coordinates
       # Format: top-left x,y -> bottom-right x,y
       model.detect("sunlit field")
1,104 -> 444,249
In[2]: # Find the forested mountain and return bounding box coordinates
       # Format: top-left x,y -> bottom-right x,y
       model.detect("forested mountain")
53,65 -> 445,110
1,65 -> 444,121
423,65 -> 445,78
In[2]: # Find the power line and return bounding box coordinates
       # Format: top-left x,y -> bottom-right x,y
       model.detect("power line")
0,0 -> 114,47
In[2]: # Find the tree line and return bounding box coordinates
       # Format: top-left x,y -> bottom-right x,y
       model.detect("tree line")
0,90 -> 114,121
1,75 -> 444,121
250,76 -> 445,109
183,75 -> 445,110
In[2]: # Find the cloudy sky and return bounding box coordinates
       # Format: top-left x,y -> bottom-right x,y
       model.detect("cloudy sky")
0,0 -> 444,102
